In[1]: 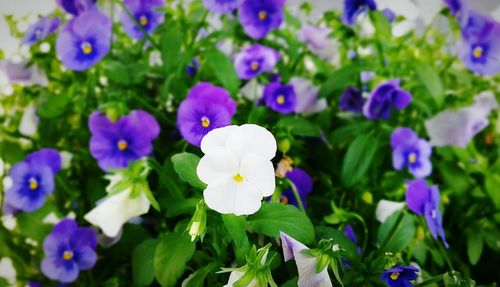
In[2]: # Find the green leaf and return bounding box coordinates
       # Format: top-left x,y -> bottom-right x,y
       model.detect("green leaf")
319,65 -> 364,99
247,203 -> 315,244
377,212 -> 416,253
16,204 -> 54,243
414,61 -> 445,108
467,232 -> 483,265
315,226 -> 358,261
171,153 -> 206,189
183,262 -> 220,287
103,61 -> 130,84
276,117 -> 321,137
161,26 -> 183,75
222,214 -> 250,264
341,132 -> 379,187
154,232 -> 196,287
205,49 -> 240,96
37,91 -> 70,119
132,239 -> 159,286
485,174 -> 500,208
371,11 -> 391,42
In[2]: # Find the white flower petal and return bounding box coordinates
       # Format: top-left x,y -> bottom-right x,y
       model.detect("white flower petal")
280,232 -> 308,262
223,271 -> 258,287
295,250 -> 332,287
375,200 -> 406,223
84,189 -> 150,237
204,179 -> 263,216
18,105 -> 38,137
197,147 -> 239,185
200,125 -> 239,155
0,257 -> 16,285
232,181 -> 263,216
226,124 -> 277,160
240,153 -> 275,197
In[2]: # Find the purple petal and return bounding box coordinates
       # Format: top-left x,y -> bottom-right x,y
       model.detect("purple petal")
74,246 -> 97,270
41,257 -> 79,283
279,231 -> 307,262
409,158 -> 432,178
405,179 -> 431,215
25,148 -> 62,174
186,83 -> 237,116
238,0 -> 285,40
390,127 -> 418,149
234,44 -> 280,80
203,0 -> 245,13
72,227 -> 98,249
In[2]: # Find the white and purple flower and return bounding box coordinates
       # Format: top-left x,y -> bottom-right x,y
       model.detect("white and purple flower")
289,77 -> 327,114
391,127 -> 432,179
22,16 -> 60,46
342,0 -> 377,26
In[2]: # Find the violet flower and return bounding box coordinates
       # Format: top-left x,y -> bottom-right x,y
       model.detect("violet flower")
89,110 -> 160,171
186,58 -> 200,77
22,16 -> 61,46
391,128 -> 432,178
279,168 -> 313,209
297,25 -> 339,63
383,8 -> 396,23
340,87 -> 365,114
57,0 -> 96,16
177,82 -> 237,146
343,0 -> 377,26
289,77 -> 327,114
56,11 -> 112,71
41,219 -> 97,283
234,44 -> 280,80
363,79 -> 412,120
238,0 -> 285,39
380,265 -> 419,287
263,82 -> 297,114
443,0 -> 469,21
120,0 -> 165,39
4,149 -> 61,212
203,0 -> 244,14
406,179 -> 449,248
0,60 -> 48,86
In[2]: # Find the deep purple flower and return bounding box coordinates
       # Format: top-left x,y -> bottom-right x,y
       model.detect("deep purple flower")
56,11 -> 111,71
41,219 -> 97,283
22,17 -> 61,46
343,0 -> 377,26
380,265 -> 419,287
234,44 -> 280,80
238,0 -> 285,39
391,128 -> 432,178
459,12 -> 500,76
177,83 -> 237,146
278,168 -> 313,208
340,87 -> 365,113
363,79 -> 412,120
186,58 -> 200,77
406,179 -> 449,248
120,0 -> 164,39
89,110 -> 160,171
203,0 -> 244,13
57,0 -> 96,16
443,0 -> 468,18
263,82 -> 296,114
4,149 -> 61,212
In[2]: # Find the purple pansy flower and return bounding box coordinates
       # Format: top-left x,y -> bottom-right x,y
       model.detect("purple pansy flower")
5,149 -> 61,212
340,87 -> 365,114
363,79 -> 412,120
279,168 -> 313,208
391,128 -> 432,178
57,0 -> 96,16
177,83 -> 237,146
22,17 -> 61,46
89,110 -> 160,171
234,44 -> 280,80
458,12 -> 500,76
380,265 -> 419,287
56,11 -> 111,71
238,0 -> 285,39
203,0 -> 244,13
120,0 -> 165,39
343,0 -> 377,26
0,60 -> 48,86
186,58 -> 200,77
263,82 -> 297,114
41,219 -> 97,283
406,179 -> 449,248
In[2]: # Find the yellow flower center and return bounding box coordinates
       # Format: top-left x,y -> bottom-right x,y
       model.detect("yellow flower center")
201,116 -> 211,128
251,62 -> 260,71
118,140 -> 128,151
259,11 -> 267,21
473,47 -> 483,58
390,272 -> 399,280
81,42 -> 92,55
139,15 -> 148,26
233,173 -> 244,183
63,250 -> 73,261
29,178 -> 38,190
408,153 -> 417,164
276,95 -> 285,105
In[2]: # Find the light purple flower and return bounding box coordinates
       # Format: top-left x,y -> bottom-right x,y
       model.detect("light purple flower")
363,79 -> 412,120
238,0 -> 285,39
360,71 -> 376,83
297,25 -> 339,62
289,77 -> 327,114
41,219 -> 97,283
406,179 -> 449,248
203,0 -> 245,13
391,127 -> 432,178
5,149 -> 61,212
0,60 -> 48,86
22,16 -> 61,46
120,0 -> 165,39
382,8 -> 396,23
89,110 -> 160,171
57,0 -> 96,16
56,11 -> 112,71
234,44 -> 280,80
177,83 -> 237,146
263,82 -> 296,114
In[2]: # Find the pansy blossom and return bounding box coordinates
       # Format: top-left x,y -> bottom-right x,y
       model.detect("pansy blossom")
380,265 -> 419,287
57,0 -> 96,16
343,0 -> 377,26
23,16 -> 61,46
234,44 -> 280,80
263,82 -> 297,114
120,0 -> 165,39
363,79 -> 412,120
391,127 -> 432,178
238,0 -> 285,39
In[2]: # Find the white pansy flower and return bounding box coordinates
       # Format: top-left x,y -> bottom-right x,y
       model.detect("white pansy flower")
0,257 -> 16,286
19,104 -> 38,137
197,124 -> 277,215
375,200 -> 406,223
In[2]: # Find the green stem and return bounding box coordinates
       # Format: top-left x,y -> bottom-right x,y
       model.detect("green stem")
114,0 -> 160,50
379,211 -> 404,253
285,178 -> 306,213
414,274 -> 444,287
